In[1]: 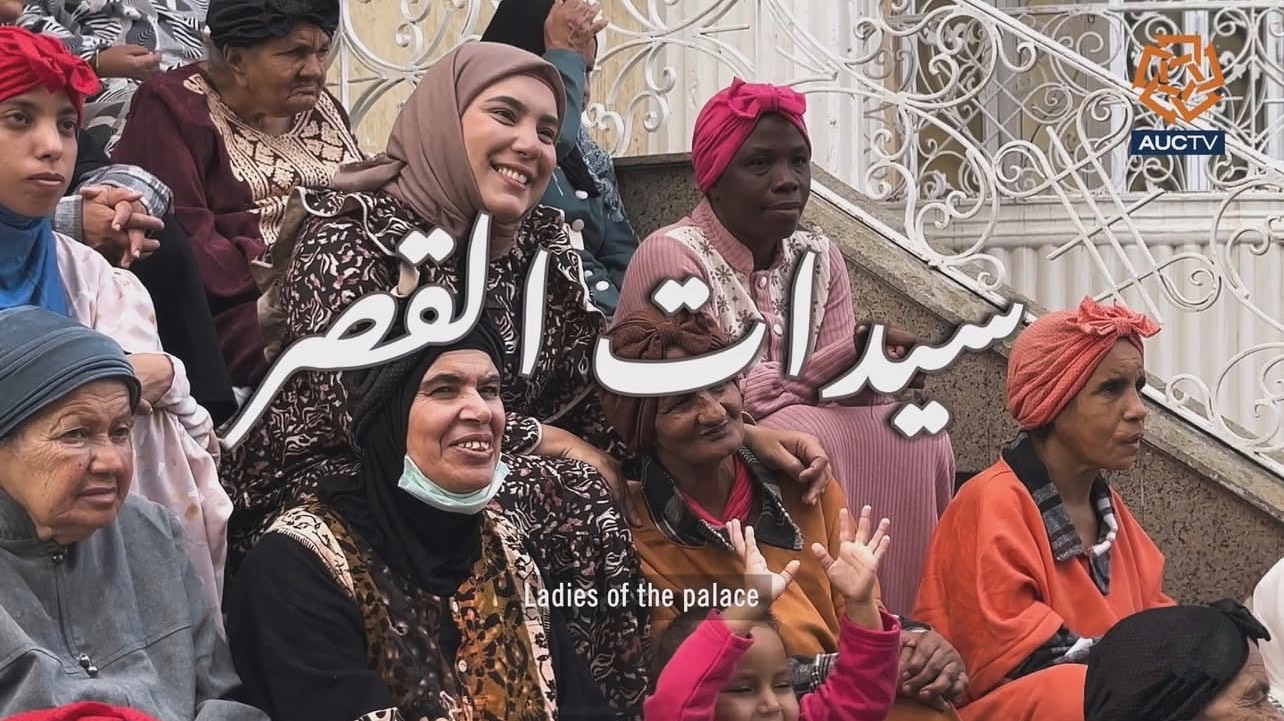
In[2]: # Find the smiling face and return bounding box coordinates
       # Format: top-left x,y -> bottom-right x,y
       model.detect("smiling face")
714,623 -> 800,721
0,380 -> 134,545
404,349 -> 506,494
460,73 -> 559,223
707,113 -> 811,255
1045,340 -> 1148,473
223,21 -> 332,117
651,346 -> 745,467
0,89 -> 77,217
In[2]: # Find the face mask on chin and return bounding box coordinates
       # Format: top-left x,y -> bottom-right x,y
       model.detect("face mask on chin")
396,454 -> 509,516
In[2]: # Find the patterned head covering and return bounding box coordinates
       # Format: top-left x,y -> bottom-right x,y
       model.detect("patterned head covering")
1006,297 -> 1159,430
599,307 -> 731,452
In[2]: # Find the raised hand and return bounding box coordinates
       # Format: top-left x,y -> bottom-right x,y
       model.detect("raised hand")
727,518 -> 800,608
811,506 -> 890,629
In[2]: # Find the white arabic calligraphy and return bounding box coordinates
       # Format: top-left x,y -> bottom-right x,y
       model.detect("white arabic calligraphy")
219,214 -> 494,450
217,203 -> 1025,451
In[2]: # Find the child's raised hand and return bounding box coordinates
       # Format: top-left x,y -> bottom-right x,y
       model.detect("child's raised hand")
811,506 -> 890,605
727,518 -> 800,606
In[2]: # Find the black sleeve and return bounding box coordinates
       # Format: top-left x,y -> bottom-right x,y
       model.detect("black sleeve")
72,128 -> 112,189
1007,625 -> 1089,680
225,532 -> 398,721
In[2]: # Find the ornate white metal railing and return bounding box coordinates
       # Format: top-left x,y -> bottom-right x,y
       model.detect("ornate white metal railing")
331,0 -> 1284,478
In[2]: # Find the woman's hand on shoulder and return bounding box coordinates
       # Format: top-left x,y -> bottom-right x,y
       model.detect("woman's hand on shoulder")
537,423 -> 641,525
740,425 -> 833,505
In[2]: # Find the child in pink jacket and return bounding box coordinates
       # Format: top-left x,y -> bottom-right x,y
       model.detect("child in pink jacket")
644,508 -> 900,721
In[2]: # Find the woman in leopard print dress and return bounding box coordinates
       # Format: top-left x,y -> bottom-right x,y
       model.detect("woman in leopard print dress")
227,320 -> 610,721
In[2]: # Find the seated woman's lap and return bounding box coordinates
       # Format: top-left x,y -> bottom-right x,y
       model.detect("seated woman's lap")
957,664 -> 1087,721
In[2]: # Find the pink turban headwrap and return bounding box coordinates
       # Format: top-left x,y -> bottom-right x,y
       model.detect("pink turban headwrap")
691,77 -> 810,193
1005,297 -> 1160,430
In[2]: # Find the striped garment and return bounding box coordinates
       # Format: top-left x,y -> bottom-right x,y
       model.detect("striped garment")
19,0 -> 209,148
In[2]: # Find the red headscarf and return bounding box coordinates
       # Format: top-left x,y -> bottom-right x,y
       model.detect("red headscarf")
690,77 -> 810,193
2,703 -> 162,721
1005,296 -> 1160,430
0,26 -> 100,119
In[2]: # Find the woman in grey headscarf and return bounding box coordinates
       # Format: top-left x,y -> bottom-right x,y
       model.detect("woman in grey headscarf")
0,306 -> 264,721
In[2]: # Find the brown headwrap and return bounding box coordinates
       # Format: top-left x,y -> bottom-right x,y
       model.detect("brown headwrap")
1006,296 -> 1160,430
332,42 -> 566,245
599,307 -> 731,453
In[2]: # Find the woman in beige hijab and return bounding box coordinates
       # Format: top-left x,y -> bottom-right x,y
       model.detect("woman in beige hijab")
222,41 -> 833,718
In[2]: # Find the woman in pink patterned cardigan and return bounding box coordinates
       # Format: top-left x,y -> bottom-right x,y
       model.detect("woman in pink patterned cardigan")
614,78 -> 956,626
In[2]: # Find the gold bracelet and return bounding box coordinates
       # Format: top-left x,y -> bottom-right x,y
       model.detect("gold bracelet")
90,47 -> 101,72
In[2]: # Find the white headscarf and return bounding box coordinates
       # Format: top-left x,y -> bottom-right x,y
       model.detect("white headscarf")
1250,557 -> 1284,704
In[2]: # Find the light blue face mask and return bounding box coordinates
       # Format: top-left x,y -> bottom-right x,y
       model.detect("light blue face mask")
397,455 -> 509,515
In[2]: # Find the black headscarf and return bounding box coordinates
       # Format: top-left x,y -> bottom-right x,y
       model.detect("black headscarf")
0,305 -> 140,439
1084,599 -> 1273,721
207,0 -> 340,49
320,319 -> 507,596
481,0 -> 601,199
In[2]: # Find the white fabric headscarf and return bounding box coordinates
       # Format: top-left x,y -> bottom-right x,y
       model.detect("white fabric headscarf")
1250,557 -> 1284,704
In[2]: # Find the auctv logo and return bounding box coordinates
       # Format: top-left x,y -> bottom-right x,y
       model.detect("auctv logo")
1128,34 -> 1226,156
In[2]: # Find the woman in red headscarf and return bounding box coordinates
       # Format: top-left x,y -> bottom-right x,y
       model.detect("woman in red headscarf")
912,297 -> 1176,721
0,26 -> 230,621
615,78 -> 955,616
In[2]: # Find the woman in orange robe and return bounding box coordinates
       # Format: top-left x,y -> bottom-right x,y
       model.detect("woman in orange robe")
913,297 -> 1176,721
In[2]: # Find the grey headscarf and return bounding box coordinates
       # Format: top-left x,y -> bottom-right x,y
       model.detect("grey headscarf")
0,306 -> 140,439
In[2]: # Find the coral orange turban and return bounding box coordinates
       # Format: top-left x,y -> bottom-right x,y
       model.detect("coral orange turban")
0,27 -> 99,120
691,77 -> 810,193
1005,297 -> 1159,430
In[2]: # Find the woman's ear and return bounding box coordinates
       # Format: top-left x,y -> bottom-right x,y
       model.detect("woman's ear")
223,46 -> 251,82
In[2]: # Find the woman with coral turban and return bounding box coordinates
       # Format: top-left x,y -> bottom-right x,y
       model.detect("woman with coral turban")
912,297 -> 1176,721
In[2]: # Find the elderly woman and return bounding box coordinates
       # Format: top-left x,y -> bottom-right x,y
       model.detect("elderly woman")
228,320 -> 612,721
912,297 -> 1176,721
0,306 -> 262,721
601,307 -> 965,721
1085,601 -> 1283,721
111,0 -> 364,388
482,0 -> 639,318
0,26 -> 229,612
227,41 -> 831,716
615,78 -> 956,613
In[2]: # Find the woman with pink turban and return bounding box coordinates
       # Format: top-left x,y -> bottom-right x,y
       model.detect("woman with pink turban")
614,78 -> 956,618
912,297 -> 1176,721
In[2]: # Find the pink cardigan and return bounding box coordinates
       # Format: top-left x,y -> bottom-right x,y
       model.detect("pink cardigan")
645,609 -> 901,720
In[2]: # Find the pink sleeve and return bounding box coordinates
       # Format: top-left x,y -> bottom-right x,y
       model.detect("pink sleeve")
642,610 -> 754,721
739,243 -> 882,416
614,232 -> 711,329
801,611 -> 902,721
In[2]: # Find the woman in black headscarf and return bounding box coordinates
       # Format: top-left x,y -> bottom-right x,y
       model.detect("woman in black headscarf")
482,0 -> 640,318
226,319 -> 615,721
1084,599 -> 1282,721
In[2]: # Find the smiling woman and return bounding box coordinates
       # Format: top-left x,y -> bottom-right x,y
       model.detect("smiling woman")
110,0 -> 364,389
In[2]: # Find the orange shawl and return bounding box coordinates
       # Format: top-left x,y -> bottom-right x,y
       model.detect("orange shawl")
913,458 -> 1173,719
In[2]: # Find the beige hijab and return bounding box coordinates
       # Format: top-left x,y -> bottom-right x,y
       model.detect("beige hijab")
334,41 -> 567,246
